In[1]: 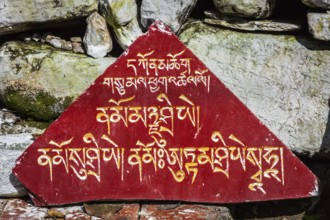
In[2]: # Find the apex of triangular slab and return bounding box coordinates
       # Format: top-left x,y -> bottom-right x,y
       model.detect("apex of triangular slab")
148,20 -> 174,35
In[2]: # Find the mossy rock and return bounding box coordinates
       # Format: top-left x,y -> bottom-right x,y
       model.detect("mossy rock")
0,41 -> 116,121
4,89 -> 73,121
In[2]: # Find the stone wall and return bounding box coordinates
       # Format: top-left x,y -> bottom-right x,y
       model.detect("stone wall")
0,0 -> 329,219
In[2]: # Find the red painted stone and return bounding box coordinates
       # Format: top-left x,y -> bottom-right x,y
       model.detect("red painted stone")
13,21 -> 318,206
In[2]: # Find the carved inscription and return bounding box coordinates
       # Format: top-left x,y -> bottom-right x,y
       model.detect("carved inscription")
37,92 -> 285,195
14,21 -> 318,206
103,50 -> 211,95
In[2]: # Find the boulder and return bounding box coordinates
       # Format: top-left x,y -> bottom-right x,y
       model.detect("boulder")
179,20 -> 330,157
212,0 -> 277,19
83,12 -> 113,58
308,11 -> 330,41
0,0 -> 98,36
0,41 -> 116,121
140,0 -> 197,33
302,0 -> 330,9
100,0 -> 143,49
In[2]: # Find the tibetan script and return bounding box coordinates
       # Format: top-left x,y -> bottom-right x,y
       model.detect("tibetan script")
13,21 -> 318,206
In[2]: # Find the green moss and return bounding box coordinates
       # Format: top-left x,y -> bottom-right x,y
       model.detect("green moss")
4,88 -> 73,121
18,119 -> 51,130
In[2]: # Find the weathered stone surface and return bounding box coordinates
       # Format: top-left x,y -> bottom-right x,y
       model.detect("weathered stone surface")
0,0 -> 98,36
47,208 -> 65,219
179,20 -> 330,157
71,37 -> 82,43
302,0 -> 330,9
308,11 -> 330,41
0,109 -> 44,197
140,0 -> 197,33
83,12 -> 112,58
204,10 -> 301,32
1,199 -> 48,219
0,109 -> 19,126
0,133 -> 34,149
72,42 -> 85,53
84,203 -> 139,220
45,35 -> 74,51
84,203 -> 124,219
0,41 -> 116,121
100,0 -> 143,49
49,206 -> 101,220
140,204 -> 233,220
212,0 -> 277,19
0,150 -> 27,197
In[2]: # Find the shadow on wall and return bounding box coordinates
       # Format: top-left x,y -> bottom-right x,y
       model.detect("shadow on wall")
321,98 -> 330,155
233,160 -> 330,219
295,35 -> 330,51
233,197 -> 314,219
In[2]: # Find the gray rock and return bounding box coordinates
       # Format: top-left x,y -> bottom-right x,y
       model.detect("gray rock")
179,20 -> 330,157
212,0 -> 277,19
70,37 -> 82,43
0,0 -> 98,36
72,42 -> 85,53
0,133 -> 34,150
140,0 -> 197,33
204,10 -> 301,32
308,11 -> 330,41
49,38 -> 63,49
0,109 -> 19,126
83,12 -> 112,58
302,0 -> 330,9
0,41 -> 116,121
0,150 -> 27,197
62,41 -> 73,51
100,0 -> 143,49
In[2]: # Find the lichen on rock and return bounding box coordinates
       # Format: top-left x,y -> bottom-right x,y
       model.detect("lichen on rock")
0,0 -> 98,35
99,0 -> 143,49
179,20 -> 330,157
0,41 -> 116,121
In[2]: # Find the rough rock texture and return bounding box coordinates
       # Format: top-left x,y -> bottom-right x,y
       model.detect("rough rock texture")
0,109 -> 46,197
0,41 -> 116,121
302,0 -> 330,9
100,0 -> 143,49
140,204 -> 233,220
0,150 -> 27,197
84,203 -> 124,219
83,12 -> 112,58
204,10 -> 301,32
308,12 -> 330,41
0,0 -> 98,36
1,199 -> 48,219
84,203 -> 140,220
140,0 -> 197,33
179,20 -> 330,157
212,0 -> 277,19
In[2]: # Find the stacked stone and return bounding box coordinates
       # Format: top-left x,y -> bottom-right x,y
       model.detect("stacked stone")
0,0 -> 198,199
303,0 -> 330,40
0,0 -> 329,219
205,0 -> 302,32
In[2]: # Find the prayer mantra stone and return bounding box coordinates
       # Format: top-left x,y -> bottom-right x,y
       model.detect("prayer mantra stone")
13,21 -> 318,206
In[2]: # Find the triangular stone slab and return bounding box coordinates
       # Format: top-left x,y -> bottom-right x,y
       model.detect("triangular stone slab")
13,21 -> 318,206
